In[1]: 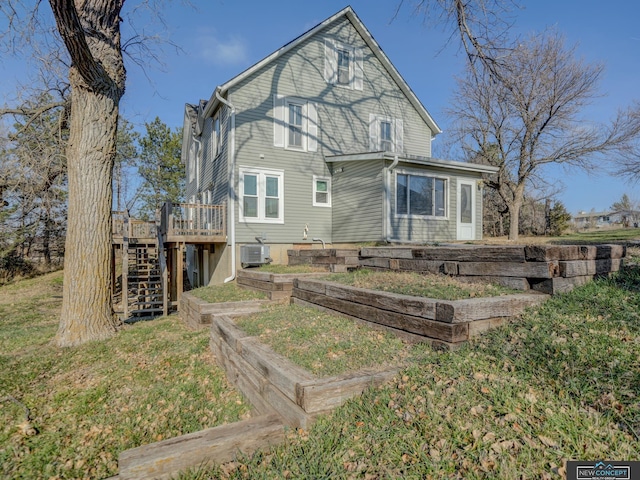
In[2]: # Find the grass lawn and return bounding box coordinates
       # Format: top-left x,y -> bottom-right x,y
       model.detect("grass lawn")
235,304 -> 412,377
2,244 -> 640,479
198,268 -> 640,479
255,264 -> 329,274
0,271 -> 251,480
189,282 -> 268,303
325,268 -> 517,300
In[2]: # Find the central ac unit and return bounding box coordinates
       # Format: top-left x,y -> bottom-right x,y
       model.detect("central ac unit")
240,244 -> 272,268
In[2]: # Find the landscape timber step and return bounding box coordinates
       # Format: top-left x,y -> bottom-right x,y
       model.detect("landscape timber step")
118,414 -> 284,480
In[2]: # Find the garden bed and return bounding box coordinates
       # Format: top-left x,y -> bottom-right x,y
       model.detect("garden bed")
209,312 -> 404,429
292,277 -> 549,349
236,268 -> 329,300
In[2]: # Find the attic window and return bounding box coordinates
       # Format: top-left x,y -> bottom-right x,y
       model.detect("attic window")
324,38 -> 363,90
337,48 -> 350,85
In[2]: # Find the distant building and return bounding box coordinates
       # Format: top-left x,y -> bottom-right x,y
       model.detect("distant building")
573,210 -> 640,228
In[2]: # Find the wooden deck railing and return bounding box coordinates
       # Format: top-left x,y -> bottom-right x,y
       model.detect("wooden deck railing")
160,202 -> 226,242
112,211 -> 157,240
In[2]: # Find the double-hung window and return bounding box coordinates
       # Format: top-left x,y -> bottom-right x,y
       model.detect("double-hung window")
324,38 -> 363,90
396,172 -> 447,218
313,176 -> 331,207
288,102 -> 303,148
337,48 -> 350,86
239,168 -> 284,223
370,114 -> 403,153
273,95 -> 318,152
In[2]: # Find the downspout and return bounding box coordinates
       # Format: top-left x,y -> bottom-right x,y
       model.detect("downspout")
385,155 -> 400,243
216,89 -> 237,283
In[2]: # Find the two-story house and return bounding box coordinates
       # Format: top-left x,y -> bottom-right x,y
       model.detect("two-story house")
180,6 -> 497,286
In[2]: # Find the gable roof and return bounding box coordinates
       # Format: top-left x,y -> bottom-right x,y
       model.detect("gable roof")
202,6 -> 442,136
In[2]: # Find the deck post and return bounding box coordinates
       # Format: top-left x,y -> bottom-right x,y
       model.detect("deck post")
177,243 -> 184,301
122,216 -> 129,321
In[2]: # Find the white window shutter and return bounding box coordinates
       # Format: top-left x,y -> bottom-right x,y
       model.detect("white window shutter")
273,94 -> 285,147
324,39 -> 337,84
395,118 -> 404,154
307,102 -> 318,152
353,47 -> 363,91
369,113 -> 378,151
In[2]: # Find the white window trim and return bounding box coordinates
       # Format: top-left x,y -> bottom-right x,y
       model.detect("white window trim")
369,114 -> 403,153
312,175 -> 331,208
324,38 -> 363,91
239,167 -> 285,224
273,95 -> 318,152
394,169 -> 449,220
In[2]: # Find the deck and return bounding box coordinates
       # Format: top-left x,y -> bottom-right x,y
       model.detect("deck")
160,202 -> 226,244
112,203 -> 227,246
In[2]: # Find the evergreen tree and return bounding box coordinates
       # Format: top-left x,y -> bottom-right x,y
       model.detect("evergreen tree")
136,117 -> 184,220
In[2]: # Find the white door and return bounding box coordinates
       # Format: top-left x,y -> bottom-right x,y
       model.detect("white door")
457,180 -> 476,240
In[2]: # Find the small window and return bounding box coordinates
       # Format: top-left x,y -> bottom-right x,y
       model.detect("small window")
396,173 -> 447,218
380,120 -> 392,152
324,38 -> 363,90
370,114 -> 403,153
337,48 -> 350,85
288,103 -> 303,148
313,176 -> 331,207
239,168 -> 284,223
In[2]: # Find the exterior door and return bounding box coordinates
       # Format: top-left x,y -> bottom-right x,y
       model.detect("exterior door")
457,180 -> 476,240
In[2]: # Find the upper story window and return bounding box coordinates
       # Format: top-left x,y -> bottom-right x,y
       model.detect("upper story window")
370,114 -> 403,153
396,172 -> 447,218
239,167 -> 284,223
324,38 -> 363,91
337,48 -> 350,85
288,102 -> 303,148
273,95 -> 318,152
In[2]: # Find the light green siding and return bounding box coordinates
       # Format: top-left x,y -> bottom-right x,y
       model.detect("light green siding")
332,160 -> 385,243
223,15 -> 433,245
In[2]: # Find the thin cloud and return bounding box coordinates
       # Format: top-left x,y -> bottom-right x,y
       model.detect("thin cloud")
196,30 -> 249,66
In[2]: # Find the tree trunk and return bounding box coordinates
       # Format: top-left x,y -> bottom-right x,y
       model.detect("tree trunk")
49,0 -> 125,347
508,201 -> 521,241
55,86 -> 120,346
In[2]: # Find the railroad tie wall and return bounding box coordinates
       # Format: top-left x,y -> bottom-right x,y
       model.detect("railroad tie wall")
354,244 -> 625,295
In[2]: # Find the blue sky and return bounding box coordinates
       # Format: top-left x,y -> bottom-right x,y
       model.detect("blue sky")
2,1 -> 639,215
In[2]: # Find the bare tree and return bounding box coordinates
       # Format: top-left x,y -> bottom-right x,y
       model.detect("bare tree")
449,31 -> 640,240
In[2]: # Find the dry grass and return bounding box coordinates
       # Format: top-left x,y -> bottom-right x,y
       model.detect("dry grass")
325,268 -> 517,300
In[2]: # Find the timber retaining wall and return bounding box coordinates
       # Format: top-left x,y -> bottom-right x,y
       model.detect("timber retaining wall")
288,244 -> 625,295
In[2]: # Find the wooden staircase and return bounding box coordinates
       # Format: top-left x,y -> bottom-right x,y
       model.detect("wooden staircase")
121,240 -> 166,320
113,214 -> 169,321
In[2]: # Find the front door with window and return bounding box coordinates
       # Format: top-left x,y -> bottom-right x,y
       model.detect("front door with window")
457,180 -> 476,240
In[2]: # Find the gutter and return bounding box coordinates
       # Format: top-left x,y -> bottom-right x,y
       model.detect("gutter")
384,155 -> 400,243
215,88 -> 237,283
